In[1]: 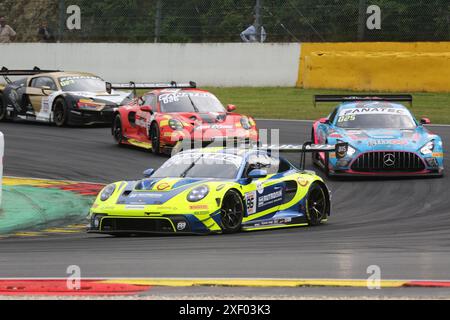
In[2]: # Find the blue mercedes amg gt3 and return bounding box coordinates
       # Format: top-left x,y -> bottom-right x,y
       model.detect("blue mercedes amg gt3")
311,95 -> 444,177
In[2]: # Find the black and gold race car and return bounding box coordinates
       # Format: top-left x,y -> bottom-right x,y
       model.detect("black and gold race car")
0,67 -> 132,126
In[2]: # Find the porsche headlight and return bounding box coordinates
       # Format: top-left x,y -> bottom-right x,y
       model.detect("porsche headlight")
100,184 -> 116,201
240,117 -> 251,130
420,141 -> 435,155
169,119 -> 184,131
187,185 -> 209,202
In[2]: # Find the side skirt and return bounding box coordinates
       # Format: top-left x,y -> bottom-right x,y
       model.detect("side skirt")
242,214 -> 309,232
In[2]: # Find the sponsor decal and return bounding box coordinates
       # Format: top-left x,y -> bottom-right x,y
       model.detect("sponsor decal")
128,193 -> 163,198
159,92 -> 210,104
252,217 -> 292,227
41,97 -> 50,113
216,184 -> 226,191
189,204 -> 209,210
125,205 -> 145,210
155,206 -> 177,211
368,139 -> 408,146
297,177 -> 309,187
256,182 -> 265,194
341,107 -> 406,116
177,222 -> 187,231
162,153 -> 243,168
432,152 -> 444,158
336,143 -> 348,159
195,124 -> 234,130
346,130 -> 363,135
258,189 -> 283,208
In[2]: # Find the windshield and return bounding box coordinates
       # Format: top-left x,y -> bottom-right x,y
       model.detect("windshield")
59,76 -> 106,92
336,108 -> 417,129
152,153 -> 242,179
159,91 -> 226,113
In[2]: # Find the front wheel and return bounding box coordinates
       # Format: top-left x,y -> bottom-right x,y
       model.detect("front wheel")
150,122 -> 161,155
53,98 -> 68,127
305,182 -> 329,226
113,114 -> 123,145
220,190 -> 244,234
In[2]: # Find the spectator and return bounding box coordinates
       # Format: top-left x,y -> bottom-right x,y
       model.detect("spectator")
37,21 -> 55,42
240,15 -> 267,43
0,16 -> 16,43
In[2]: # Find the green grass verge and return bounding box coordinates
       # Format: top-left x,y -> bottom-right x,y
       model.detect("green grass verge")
137,88 -> 450,124
208,88 -> 450,124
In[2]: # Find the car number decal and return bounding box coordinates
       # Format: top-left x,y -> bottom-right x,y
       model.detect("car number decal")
245,191 -> 257,215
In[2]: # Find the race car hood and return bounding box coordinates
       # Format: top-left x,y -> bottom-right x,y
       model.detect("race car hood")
171,112 -> 255,135
330,127 -> 437,151
116,178 -> 211,205
67,90 -> 132,105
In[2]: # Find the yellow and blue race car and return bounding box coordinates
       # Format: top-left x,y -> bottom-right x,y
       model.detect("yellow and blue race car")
88,142 -> 347,235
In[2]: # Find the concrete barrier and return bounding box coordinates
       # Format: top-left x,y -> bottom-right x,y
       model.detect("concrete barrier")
0,132 -> 3,207
0,43 -> 301,87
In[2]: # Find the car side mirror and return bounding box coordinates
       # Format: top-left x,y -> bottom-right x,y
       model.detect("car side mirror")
227,104 -> 236,112
41,86 -> 53,96
143,168 -> 155,178
319,118 -> 330,124
140,106 -> 153,114
106,82 -> 112,94
420,118 -> 431,125
248,169 -> 268,180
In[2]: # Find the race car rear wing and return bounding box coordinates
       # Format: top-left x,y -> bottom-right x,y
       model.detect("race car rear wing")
313,94 -> 413,108
107,81 -> 197,96
260,141 -> 349,171
0,67 -> 61,84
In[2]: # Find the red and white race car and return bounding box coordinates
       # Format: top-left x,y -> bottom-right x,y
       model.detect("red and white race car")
110,82 -> 258,154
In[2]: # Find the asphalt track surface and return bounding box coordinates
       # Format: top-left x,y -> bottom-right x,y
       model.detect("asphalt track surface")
1,120 -> 450,281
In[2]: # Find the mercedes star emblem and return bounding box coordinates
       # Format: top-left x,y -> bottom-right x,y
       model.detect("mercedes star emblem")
383,153 -> 396,166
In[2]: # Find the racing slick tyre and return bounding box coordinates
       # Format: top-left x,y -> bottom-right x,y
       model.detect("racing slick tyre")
305,182 -> 329,226
150,122 -> 161,155
53,97 -> 69,127
0,93 -> 6,121
113,114 -> 124,145
220,190 -> 244,234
